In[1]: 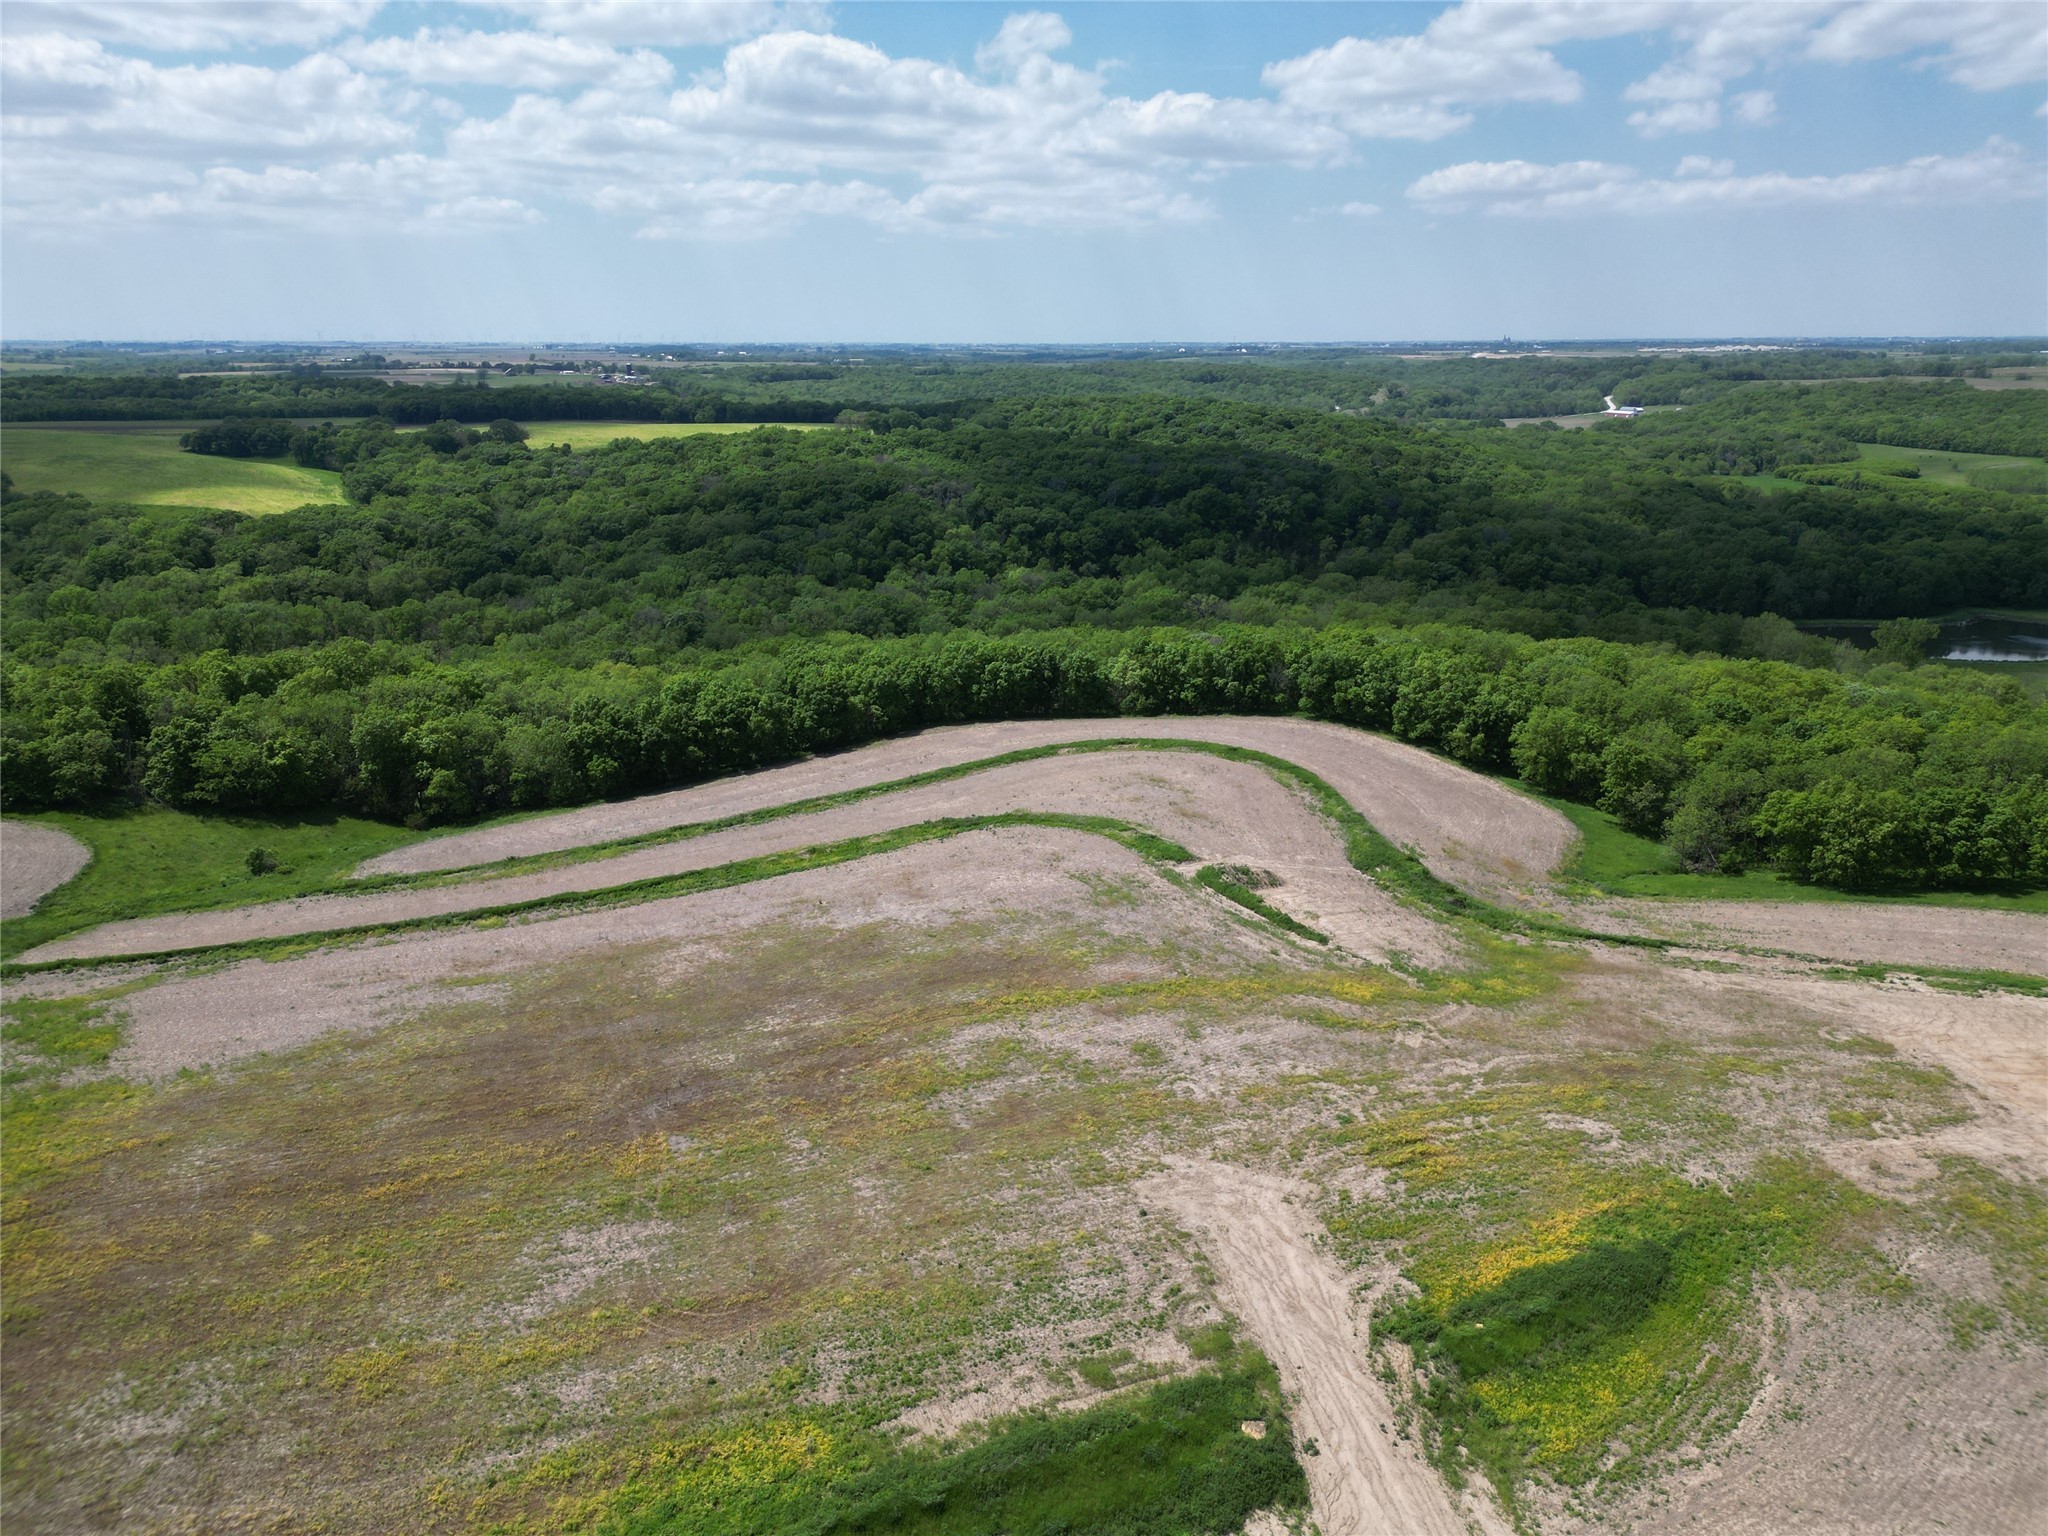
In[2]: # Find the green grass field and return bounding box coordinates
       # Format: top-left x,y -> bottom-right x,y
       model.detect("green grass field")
516,421 -> 831,450
1,426 -> 345,513
0,806 -> 418,959
1853,442 -> 2048,488
1532,789 -> 2048,912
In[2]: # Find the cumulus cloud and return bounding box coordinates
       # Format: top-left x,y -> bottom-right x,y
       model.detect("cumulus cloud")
0,1 -> 384,50
976,11 -> 1073,74
337,28 -> 674,91
467,0 -> 824,48
1261,1 -> 2046,143
4,1 -> 2042,242
1408,136 -> 2043,216
0,35 -> 415,156
2,11 -> 1340,236
447,20 -> 1340,236
1730,89 -> 1777,126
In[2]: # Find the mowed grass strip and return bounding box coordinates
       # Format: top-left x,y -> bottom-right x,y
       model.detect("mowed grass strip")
0,425 -> 346,512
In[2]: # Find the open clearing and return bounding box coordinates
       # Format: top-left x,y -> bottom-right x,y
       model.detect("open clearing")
4,724 -> 2044,1536
0,425 -> 346,512
1851,441 -> 2048,486
515,421 -> 831,450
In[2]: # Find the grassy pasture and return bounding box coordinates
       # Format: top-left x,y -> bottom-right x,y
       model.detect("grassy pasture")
1532,789 -> 2048,912
515,421 -> 831,450
0,805 -> 418,959
0,425 -> 345,513
1851,441 -> 2048,489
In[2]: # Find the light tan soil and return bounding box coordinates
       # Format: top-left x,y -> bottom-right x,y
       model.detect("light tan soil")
1569,947 -> 2048,1176
23,749 -> 1456,969
1,820 -> 90,918
356,716 -> 1575,901
1141,1158 -> 1509,1536
1595,899 -> 2048,979
1578,1291 -> 2048,1536
20,828 -> 1314,1079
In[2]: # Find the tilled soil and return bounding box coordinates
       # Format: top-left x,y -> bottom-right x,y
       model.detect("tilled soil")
1592,898 -> 2048,979
21,827 -> 1317,1079
356,716 -> 1575,900
0,820 -> 90,918
24,750 -> 1455,968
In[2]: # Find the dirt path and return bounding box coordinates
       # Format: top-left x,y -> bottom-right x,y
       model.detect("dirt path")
21,750 -> 1457,968
358,717 -> 1574,902
1140,1159 -> 1507,1536
0,820 -> 90,919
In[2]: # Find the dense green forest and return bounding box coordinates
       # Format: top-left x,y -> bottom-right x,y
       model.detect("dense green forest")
3,363 -> 2045,894
8,343 -> 2041,429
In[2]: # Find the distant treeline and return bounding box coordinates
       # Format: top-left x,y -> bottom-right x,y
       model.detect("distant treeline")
5,625 -> 2041,892
9,349 -> 2042,431
0,373 -> 839,425
1614,381 -> 2046,459
7,396 -> 2045,672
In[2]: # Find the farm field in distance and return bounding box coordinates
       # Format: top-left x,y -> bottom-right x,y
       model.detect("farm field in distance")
1851,440 -> 2048,486
0,424 -> 346,513
502,421 -> 832,450
2,340 -> 2045,1536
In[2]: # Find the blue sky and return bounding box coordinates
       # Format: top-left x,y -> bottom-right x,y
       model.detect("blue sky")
2,0 -> 2043,342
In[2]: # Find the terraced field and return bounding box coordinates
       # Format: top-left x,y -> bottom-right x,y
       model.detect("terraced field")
3,719 -> 2043,1535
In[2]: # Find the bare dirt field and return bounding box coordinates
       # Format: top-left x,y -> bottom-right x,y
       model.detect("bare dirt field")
0,820 -> 90,918
20,746 -> 1458,967
357,716 -> 1576,901
15,827 -> 1307,1078
1587,897 -> 2048,978
6,725 -> 2046,1536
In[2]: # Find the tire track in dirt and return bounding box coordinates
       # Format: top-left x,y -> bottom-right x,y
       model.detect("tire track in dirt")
1141,1158 -> 1509,1536
1,820 -> 91,919
20,748 -> 1459,967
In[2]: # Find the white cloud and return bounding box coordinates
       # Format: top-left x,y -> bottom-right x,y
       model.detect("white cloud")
1807,2 -> 2048,92
0,35 -> 415,156
24,153 -> 542,232
337,28 -> 674,91
1730,89 -> 1778,126
1263,2 -> 2047,143
0,1 -> 384,50
976,12 -> 1072,75
1409,137 -> 2043,216
470,0 -> 823,48
1627,98 -> 1720,136
446,19 -> 1340,236
1340,200 -> 1381,217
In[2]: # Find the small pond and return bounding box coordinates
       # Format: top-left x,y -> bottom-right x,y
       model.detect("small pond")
1801,615 -> 2048,663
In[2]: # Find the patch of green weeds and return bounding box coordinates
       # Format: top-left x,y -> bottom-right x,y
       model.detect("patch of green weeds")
1933,1158 -> 2048,1342
1821,962 -> 2048,996
1,993 -> 125,1085
1828,1060 -> 1972,1138
1375,1161 -> 1876,1517
580,1356 -> 1304,1536
1193,865 -> 1328,943
1947,1298 -> 2004,1350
